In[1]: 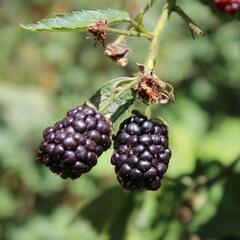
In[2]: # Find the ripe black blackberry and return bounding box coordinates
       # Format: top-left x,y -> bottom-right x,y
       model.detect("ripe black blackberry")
37,103 -> 111,179
111,114 -> 171,191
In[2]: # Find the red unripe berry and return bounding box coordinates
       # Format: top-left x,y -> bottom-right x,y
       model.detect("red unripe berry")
214,0 -> 240,15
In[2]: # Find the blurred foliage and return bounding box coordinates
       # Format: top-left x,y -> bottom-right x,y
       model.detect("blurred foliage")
0,0 -> 240,239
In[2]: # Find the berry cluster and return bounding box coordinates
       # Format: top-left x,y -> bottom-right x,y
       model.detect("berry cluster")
37,104 -> 172,191
214,0 -> 240,15
37,104 -> 111,179
111,114 -> 171,191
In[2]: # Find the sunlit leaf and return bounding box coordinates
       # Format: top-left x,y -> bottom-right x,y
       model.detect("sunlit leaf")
90,77 -> 137,132
20,9 -> 130,32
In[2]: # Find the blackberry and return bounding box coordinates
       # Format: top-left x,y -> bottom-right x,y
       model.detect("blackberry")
214,0 -> 240,15
111,114 -> 171,191
37,103 -> 111,179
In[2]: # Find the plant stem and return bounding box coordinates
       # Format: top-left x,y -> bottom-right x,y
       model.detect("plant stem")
145,1 -> 174,71
197,154 -> 240,189
107,27 -> 152,40
113,34 -> 127,44
143,0 -> 158,15
144,105 -> 152,118
103,1 -> 176,117
112,0 -> 156,45
173,5 -> 204,37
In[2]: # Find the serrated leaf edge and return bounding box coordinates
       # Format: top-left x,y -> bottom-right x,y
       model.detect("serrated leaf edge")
19,9 -> 131,32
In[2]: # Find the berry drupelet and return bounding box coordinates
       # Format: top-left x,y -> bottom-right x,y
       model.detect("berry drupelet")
111,114 -> 171,191
37,103 -> 111,179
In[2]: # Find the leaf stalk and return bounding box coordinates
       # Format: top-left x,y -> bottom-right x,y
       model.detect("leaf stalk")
107,27 -> 153,40
173,5 -> 204,37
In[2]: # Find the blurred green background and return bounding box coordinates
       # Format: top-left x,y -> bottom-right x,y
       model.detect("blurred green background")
0,0 -> 240,239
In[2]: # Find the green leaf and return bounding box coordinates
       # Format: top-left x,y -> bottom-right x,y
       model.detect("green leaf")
159,97 -> 209,177
0,187 -> 18,217
197,173 -> 240,239
20,9 -> 130,32
199,118 -> 240,164
90,77 -> 137,132
127,182 -> 186,240
111,90 -> 136,132
75,186 -> 132,233
109,193 -> 135,240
